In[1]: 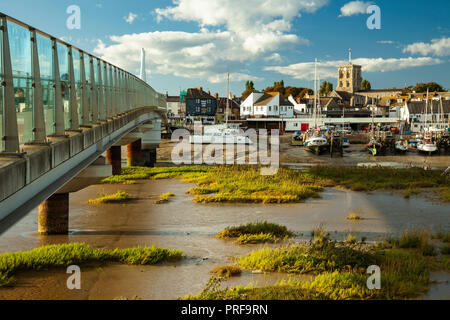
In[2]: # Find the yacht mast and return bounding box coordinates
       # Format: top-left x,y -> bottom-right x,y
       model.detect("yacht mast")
313,58 -> 317,129
226,73 -> 230,124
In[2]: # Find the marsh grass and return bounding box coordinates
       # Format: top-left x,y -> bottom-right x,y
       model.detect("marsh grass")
154,192 -> 175,204
100,166 -> 450,204
347,213 -> 361,220
210,266 -> 242,278
0,243 -> 182,287
403,188 -> 421,199
88,191 -> 133,204
217,222 -> 294,244
433,231 -> 450,243
188,227 -> 443,300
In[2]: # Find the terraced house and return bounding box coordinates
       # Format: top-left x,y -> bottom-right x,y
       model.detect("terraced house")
185,88 -> 217,124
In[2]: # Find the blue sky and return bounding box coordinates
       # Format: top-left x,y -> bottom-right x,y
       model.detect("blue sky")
1,0 -> 450,96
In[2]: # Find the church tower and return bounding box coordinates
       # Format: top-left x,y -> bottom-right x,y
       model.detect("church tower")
336,49 -> 362,93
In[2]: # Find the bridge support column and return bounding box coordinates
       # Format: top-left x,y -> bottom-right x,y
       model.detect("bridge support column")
38,193 -> 69,235
142,148 -> 157,167
127,139 -> 142,166
106,146 -> 122,175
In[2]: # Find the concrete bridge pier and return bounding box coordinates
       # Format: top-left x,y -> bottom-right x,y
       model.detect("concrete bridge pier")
37,157 -> 112,235
38,193 -> 69,235
127,139 -> 142,167
106,146 -> 122,175
142,148 -> 157,167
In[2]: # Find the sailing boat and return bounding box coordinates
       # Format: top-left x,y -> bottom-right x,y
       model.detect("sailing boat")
395,122 -> 409,153
366,102 -> 382,156
417,90 -> 438,154
304,58 -> 329,155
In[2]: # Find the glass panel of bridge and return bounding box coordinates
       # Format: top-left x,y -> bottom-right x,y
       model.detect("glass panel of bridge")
37,33 -> 54,136
72,49 -> 82,125
101,61 -> 107,116
9,21 -> 33,145
0,25 -> 3,151
93,57 -> 99,117
57,42 -> 70,129
84,53 -> 91,122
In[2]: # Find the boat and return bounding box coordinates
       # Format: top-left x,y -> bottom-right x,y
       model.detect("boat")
367,137 -> 382,156
342,137 -> 350,148
395,140 -> 409,153
303,58 -> 329,155
189,74 -> 252,145
304,136 -> 329,155
417,137 -> 438,155
291,131 -> 304,146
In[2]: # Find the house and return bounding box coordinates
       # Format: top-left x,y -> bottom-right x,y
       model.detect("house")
401,99 -> 450,132
216,96 -> 240,121
240,92 -> 294,119
166,95 -> 180,116
185,87 -> 217,124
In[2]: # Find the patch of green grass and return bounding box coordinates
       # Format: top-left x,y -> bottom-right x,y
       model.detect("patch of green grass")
238,233 -> 375,274
210,266 -> 242,278
403,188 -> 420,199
183,277 -> 324,300
347,213 -> 361,220
100,166 -> 450,204
187,229 -> 440,300
236,233 -> 281,245
441,245 -> 450,255
346,234 -> 358,244
88,191 -> 133,204
217,222 -> 294,239
0,243 -> 182,287
433,231 -> 450,243
154,192 -> 175,204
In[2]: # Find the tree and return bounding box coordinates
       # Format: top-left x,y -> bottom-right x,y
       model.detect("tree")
413,82 -> 444,93
298,88 -> 314,99
241,80 -> 256,99
362,79 -> 371,91
319,81 -> 333,96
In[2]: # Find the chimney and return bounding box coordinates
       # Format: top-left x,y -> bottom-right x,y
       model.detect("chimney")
208,90 -> 211,95
214,93 -> 219,99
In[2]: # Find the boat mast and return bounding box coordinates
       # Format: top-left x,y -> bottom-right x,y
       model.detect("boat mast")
424,89 -> 429,132
313,58 -> 317,129
226,73 -> 230,125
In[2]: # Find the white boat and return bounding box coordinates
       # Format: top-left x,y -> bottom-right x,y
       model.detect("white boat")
417,138 -> 438,154
304,136 -> 328,155
395,140 -> 408,153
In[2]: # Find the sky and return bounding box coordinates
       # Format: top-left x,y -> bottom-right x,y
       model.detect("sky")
1,0 -> 450,96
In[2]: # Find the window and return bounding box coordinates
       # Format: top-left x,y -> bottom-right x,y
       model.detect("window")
269,106 -> 272,111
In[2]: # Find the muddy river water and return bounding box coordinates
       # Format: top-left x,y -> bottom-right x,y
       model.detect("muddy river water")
0,178 -> 449,300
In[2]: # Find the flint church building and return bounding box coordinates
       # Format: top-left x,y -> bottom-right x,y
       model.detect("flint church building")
329,52 -> 403,106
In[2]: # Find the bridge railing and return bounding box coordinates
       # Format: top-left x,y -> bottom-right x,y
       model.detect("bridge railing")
0,12 -> 166,154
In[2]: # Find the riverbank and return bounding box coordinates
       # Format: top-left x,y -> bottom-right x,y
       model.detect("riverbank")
0,176 -> 448,300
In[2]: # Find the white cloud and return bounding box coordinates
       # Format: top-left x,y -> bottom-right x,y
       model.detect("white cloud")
264,53 -> 283,63
264,57 -> 444,80
377,40 -> 394,45
339,1 -> 373,17
95,0 -> 328,83
124,12 -> 138,24
96,4 -> 102,8
403,38 -> 450,57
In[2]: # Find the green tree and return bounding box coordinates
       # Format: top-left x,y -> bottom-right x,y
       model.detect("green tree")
298,88 -> 314,99
242,81 -> 256,99
362,80 -> 371,91
413,82 -> 444,93
319,81 -> 333,96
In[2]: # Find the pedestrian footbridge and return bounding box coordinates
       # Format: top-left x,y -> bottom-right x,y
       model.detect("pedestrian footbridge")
0,13 -> 167,235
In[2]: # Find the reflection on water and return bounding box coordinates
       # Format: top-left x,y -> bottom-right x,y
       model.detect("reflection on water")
0,178 -> 448,300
